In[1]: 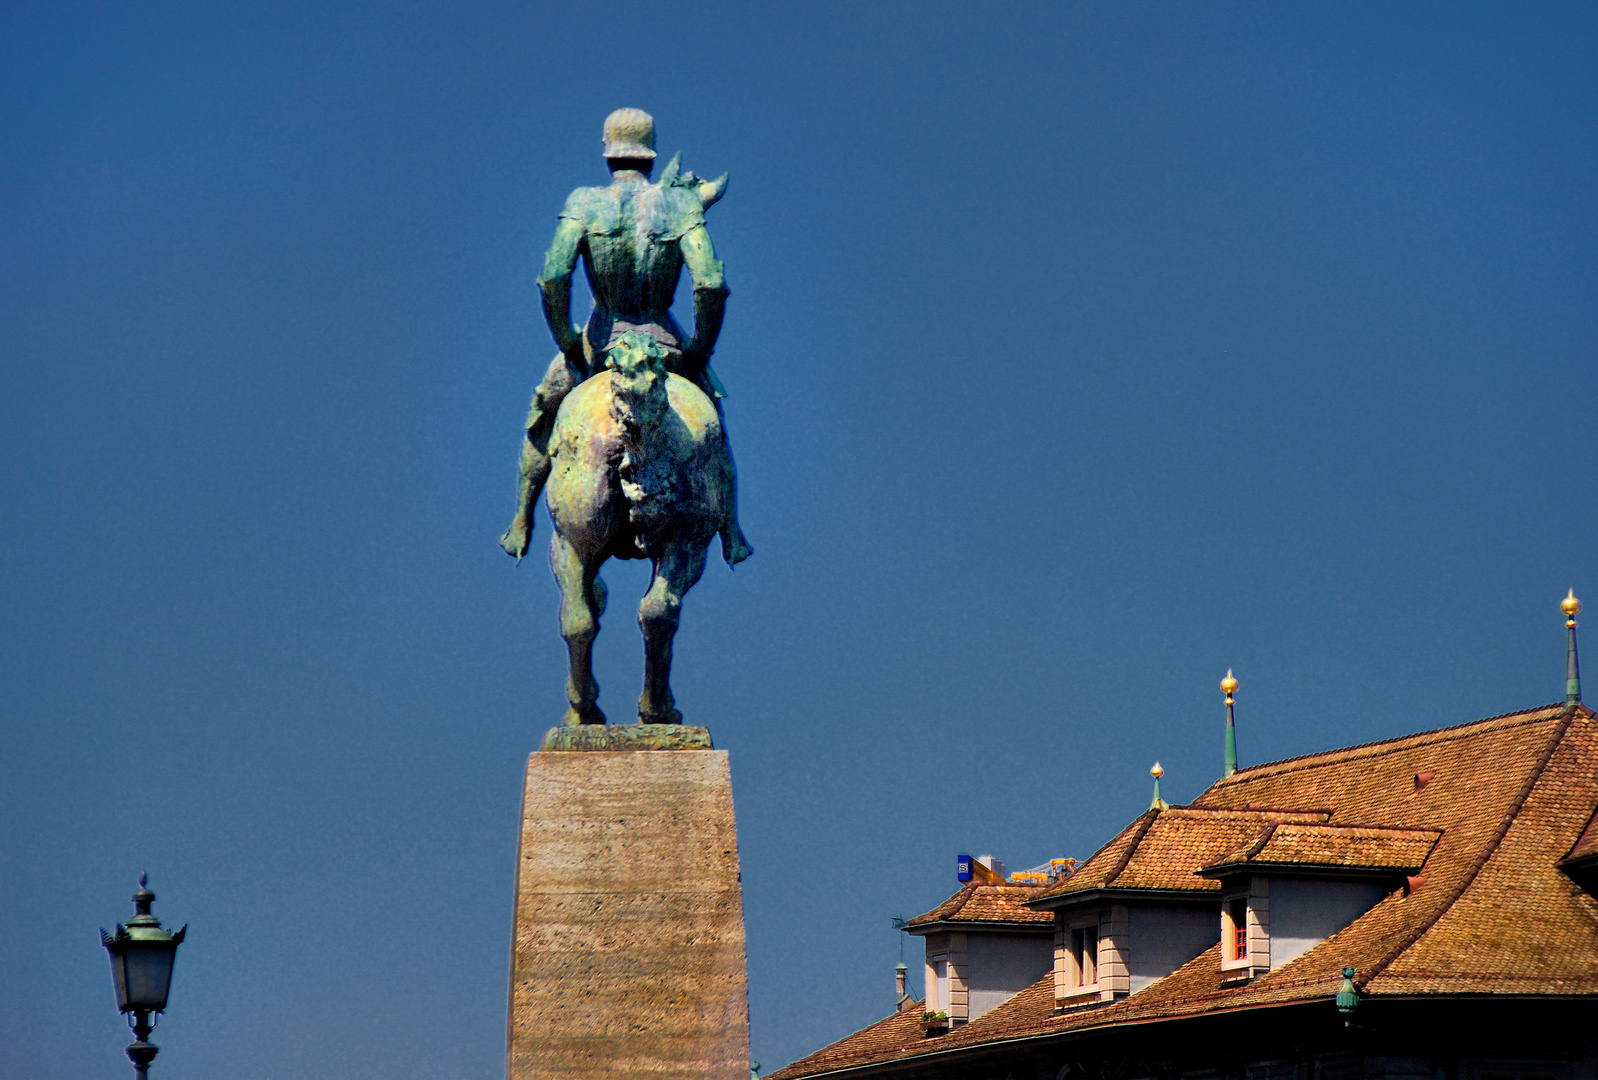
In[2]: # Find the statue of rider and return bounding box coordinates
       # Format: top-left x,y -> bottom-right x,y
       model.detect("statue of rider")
500,108 -> 752,566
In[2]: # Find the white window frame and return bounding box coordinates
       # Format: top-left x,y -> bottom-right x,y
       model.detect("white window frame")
1060,915 -> 1101,1000
1221,892 -> 1251,972
925,953 -> 947,1013
1220,879 -> 1268,976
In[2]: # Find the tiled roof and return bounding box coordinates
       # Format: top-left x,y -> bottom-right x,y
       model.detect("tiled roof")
1561,805 -> 1598,868
1199,822 -> 1441,874
770,703 -> 1598,1080
771,1001 -> 929,1078
1031,807 -> 1330,900
905,883 -> 1053,928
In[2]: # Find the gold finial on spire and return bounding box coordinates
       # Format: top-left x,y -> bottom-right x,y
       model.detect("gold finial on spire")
1221,669 -> 1239,778
1150,762 -> 1164,779
1566,590 -> 1583,705
1149,762 -> 1168,810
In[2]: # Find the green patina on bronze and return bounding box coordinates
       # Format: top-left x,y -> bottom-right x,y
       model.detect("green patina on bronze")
539,723 -> 714,752
503,109 -> 752,731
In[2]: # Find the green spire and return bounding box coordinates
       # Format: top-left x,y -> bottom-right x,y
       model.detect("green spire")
1564,590 -> 1582,704
1221,669 -> 1239,778
1149,762 -> 1169,810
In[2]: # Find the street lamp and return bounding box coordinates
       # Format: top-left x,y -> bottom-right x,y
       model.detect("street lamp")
102,874 -> 185,1080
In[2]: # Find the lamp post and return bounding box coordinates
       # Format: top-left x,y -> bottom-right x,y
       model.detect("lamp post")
102,874 -> 185,1080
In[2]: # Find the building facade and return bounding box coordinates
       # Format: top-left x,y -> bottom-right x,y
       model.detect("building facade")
771,703 -> 1598,1080
905,879 -> 1054,1027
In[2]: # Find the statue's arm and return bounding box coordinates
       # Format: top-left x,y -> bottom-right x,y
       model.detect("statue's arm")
680,225 -> 729,367
536,217 -> 586,361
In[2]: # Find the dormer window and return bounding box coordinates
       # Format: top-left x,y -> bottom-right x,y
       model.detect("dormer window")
1559,805 -> 1598,896
1201,822 -> 1440,980
1219,884 -> 1265,978
1029,808 -> 1332,1009
905,879 -> 1055,1026
1226,898 -> 1248,961
1054,912 -> 1119,1004
1072,925 -> 1098,987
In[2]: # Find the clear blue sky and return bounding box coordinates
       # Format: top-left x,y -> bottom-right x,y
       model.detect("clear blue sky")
2,3 -> 1595,1077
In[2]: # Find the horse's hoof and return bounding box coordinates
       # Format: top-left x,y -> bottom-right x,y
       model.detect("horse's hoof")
721,528 -> 753,566
639,708 -> 683,726
562,706 -> 607,727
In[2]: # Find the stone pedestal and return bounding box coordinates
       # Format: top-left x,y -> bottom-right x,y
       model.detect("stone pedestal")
508,743 -> 750,1080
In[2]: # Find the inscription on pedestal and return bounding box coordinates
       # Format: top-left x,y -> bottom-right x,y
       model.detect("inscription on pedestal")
540,723 -> 713,752
508,749 -> 750,1080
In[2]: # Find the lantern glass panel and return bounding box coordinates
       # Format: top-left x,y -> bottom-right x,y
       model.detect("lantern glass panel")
123,940 -> 177,1012
108,950 -> 132,1013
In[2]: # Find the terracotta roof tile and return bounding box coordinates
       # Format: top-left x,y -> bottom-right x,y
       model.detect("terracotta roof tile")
1033,808 -> 1330,900
766,1000 -> 929,1080
1200,822 -> 1441,874
905,883 -> 1052,927
773,703 -> 1598,1078
1561,804 -> 1598,867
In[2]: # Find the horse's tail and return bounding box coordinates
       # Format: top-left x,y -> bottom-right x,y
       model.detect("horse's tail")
607,332 -> 675,553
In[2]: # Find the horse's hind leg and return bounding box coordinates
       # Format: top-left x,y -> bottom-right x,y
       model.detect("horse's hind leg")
637,544 -> 707,724
550,533 -> 608,725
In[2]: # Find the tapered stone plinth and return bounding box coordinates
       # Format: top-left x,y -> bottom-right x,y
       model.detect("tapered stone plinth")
508,745 -> 750,1080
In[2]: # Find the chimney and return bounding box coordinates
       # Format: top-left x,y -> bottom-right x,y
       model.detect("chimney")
895,962 -> 910,1009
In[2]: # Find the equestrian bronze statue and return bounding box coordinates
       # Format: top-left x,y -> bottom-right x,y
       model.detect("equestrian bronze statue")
502,108 -> 751,727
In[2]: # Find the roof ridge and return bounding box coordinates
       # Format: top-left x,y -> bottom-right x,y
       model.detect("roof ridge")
1356,703 -> 1579,990
1209,704 -> 1566,785
1203,821 -> 1281,870
944,883 -> 978,920
1286,822 -> 1443,835
1243,821 -> 1279,860
1161,806 -> 1329,819
1104,809 -> 1160,887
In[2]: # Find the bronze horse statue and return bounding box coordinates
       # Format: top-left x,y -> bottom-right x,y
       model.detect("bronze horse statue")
544,331 -> 740,726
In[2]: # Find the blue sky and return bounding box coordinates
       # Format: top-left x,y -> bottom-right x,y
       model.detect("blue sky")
2,3 -> 1595,1077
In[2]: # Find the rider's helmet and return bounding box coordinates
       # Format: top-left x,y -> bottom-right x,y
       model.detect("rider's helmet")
602,108 -> 656,160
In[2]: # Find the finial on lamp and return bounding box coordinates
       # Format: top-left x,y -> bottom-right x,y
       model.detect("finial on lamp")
1336,967 -> 1360,1026
1149,762 -> 1168,810
1221,669 -> 1239,778
1565,590 -> 1582,704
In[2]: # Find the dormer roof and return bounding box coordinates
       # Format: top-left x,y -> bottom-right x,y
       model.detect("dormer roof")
1027,807 -> 1330,906
904,883 -> 1052,933
1197,822 -> 1441,878
1559,804 -> 1598,870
